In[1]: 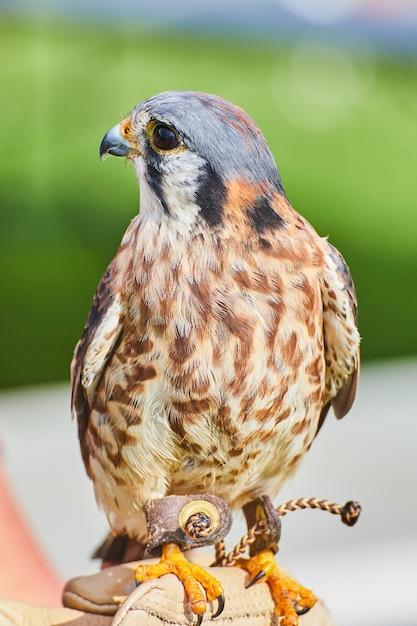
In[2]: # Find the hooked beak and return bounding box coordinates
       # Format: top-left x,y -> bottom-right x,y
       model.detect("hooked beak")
99,122 -> 134,160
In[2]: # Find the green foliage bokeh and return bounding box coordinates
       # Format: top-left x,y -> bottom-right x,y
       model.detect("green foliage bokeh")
1,18 -> 416,388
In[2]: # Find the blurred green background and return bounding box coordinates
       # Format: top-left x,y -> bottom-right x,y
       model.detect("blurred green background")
1,12 -> 416,389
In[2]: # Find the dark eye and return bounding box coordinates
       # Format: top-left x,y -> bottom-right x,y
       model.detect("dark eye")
152,124 -> 179,151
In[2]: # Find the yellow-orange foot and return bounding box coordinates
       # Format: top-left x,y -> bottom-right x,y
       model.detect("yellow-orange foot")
134,543 -> 224,624
237,549 -> 317,626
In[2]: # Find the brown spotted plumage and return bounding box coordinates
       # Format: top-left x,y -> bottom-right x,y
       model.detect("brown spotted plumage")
71,91 -> 360,622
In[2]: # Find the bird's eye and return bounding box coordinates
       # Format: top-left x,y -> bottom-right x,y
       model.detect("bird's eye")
152,124 -> 179,152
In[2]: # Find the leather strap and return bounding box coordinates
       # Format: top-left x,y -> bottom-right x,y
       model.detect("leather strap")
145,494 -> 232,555
242,495 -> 281,556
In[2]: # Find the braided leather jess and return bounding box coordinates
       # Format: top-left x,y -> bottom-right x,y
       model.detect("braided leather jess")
216,498 -> 362,567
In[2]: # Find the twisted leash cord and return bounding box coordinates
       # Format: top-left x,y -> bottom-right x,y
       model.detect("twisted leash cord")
216,498 -> 362,568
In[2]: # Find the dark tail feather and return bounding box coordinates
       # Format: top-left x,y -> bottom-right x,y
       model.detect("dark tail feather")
92,534 -> 148,567
315,402 -> 331,437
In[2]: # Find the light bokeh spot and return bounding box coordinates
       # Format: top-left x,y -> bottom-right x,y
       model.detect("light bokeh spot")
272,42 -> 374,131
276,0 -> 361,24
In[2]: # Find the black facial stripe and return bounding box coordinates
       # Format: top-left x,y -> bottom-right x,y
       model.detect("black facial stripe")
146,160 -> 171,215
195,166 -> 226,228
248,196 -> 285,233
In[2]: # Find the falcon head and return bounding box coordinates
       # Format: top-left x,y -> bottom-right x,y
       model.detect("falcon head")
99,91 -> 285,231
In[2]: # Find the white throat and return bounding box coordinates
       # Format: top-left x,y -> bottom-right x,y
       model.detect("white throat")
132,153 -> 208,238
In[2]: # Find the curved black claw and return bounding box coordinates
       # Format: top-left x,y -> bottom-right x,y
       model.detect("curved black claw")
245,570 -> 266,589
212,592 -> 225,618
296,605 -> 312,616
195,613 -> 204,626
135,579 -> 142,588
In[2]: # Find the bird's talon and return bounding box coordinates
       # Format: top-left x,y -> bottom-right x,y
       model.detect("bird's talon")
296,605 -> 311,616
212,592 -> 225,618
135,579 -> 142,588
133,544 -> 223,622
246,570 -> 266,588
239,550 -> 317,624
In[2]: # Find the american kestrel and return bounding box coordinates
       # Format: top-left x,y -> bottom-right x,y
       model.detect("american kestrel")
71,91 -> 360,625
